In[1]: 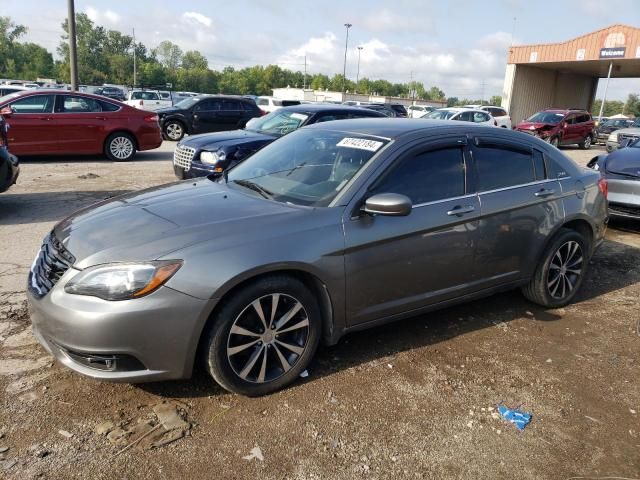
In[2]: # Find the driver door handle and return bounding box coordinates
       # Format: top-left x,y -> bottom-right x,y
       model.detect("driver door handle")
534,188 -> 555,198
447,205 -> 476,216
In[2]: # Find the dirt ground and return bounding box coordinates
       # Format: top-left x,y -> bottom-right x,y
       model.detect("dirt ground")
0,142 -> 638,480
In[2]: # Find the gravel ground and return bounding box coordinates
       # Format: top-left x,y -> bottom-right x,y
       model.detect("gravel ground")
0,142 -> 638,480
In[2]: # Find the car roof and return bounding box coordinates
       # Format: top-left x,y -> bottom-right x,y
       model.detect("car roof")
0,89 -> 127,105
277,104 -> 386,114
303,117 -> 497,138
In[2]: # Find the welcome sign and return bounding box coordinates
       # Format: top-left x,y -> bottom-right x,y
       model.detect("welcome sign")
599,47 -> 626,59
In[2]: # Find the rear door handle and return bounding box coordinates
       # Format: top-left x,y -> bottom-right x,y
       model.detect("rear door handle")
534,188 -> 555,198
447,205 -> 476,216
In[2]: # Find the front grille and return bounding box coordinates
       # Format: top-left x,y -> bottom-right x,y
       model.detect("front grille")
618,133 -> 640,145
609,202 -> 640,218
173,144 -> 195,171
29,233 -> 75,298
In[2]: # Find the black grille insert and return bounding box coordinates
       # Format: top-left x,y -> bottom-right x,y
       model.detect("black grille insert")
29,233 -> 75,298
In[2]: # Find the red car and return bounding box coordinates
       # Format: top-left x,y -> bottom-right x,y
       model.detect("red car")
515,108 -> 595,149
0,90 -> 162,161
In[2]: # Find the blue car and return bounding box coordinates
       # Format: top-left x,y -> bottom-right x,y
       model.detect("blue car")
172,104 -> 385,179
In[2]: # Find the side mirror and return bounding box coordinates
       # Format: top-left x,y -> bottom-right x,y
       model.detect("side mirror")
363,193 -> 412,217
0,106 -> 12,117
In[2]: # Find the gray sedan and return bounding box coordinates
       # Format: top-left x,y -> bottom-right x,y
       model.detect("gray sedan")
27,119 -> 608,396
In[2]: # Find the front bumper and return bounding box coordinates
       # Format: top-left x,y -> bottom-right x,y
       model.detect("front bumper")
173,160 -> 221,180
27,272 -> 215,383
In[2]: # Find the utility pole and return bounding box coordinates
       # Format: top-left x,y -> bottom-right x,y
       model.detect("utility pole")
67,0 -> 79,90
342,23 -> 352,95
598,61 -> 613,121
356,46 -> 363,93
409,71 -> 414,101
132,28 -> 137,86
481,79 -> 486,104
303,55 -> 307,90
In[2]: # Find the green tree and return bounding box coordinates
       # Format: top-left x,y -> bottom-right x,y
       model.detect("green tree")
489,95 -> 502,106
623,93 -> 640,117
153,41 -> 183,73
181,50 -> 208,70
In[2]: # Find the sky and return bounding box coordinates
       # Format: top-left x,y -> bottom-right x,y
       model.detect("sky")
5,0 -> 640,100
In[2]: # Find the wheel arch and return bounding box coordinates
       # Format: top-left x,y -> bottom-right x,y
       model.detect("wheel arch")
103,129 -> 139,151
193,268 -> 336,374
164,116 -> 189,134
532,216 -> 595,272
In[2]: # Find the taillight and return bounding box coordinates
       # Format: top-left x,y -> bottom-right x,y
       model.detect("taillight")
598,177 -> 608,199
144,114 -> 159,123
139,100 -> 144,106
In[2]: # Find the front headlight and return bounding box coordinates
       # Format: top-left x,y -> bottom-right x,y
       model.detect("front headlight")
200,151 -> 225,165
608,132 -> 618,142
64,261 -> 182,301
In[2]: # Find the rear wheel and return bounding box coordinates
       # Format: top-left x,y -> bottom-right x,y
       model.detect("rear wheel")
579,135 -> 592,150
522,228 -> 589,308
203,275 -> 321,396
163,120 -> 185,141
104,132 -> 136,161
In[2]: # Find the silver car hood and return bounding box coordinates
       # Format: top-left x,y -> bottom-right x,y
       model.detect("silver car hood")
54,179 -> 313,269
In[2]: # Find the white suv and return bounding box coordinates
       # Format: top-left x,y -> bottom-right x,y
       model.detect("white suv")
407,105 -> 435,118
255,96 -> 300,114
463,105 -> 511,129
125,90 -> 173,111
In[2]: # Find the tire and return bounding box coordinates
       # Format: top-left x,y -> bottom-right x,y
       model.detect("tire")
163,120 -> 185,141
104,132 -> 136,161
579,135 -> 592,150
549,137 -> 560,148
203,275 -> 321,396
522,228 -> 590,308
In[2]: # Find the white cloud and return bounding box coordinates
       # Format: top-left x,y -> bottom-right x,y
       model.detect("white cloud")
362,8 -> 428,33
85,6 -> 120,25
182,12 -> 213,28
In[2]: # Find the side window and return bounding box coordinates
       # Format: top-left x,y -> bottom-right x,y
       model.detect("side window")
533,150 -> 546,181
240,101 -> 257,112
195,99 -> 220,111
566,114 -> 577,125
545,153 -> 570,179
473,112 -> 490,123
221,100 -> 241,111
371,147 -> 466,205
457,111 -> 474,122
257,98 -> 268,106
100,101 -> 120,112
59,96 -> 103,113
9,95 -> 55,114
316,113 -> 348,123
497,109 -> 508,117
474,143 -> 536,191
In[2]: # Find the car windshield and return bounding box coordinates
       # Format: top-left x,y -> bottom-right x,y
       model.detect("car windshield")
245,110 -> 310,135
225,128 -> 389,207
424,109 -> 457,120
602,119 -> 628,127
175,97 -> 199,109
527,112 -> 565,124
631,119 -> 640,128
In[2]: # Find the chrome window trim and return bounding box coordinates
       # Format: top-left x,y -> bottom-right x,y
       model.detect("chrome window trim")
477,178 -> 558,195
412,193 -> 478,209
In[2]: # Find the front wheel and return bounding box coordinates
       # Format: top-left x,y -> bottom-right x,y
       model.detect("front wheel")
104,132 -> 136,161
203,275 -> 321,396
579,135 -> 592,150
549,136 -> 560,148
522,228 -> 589,308
164,121 -> 185,141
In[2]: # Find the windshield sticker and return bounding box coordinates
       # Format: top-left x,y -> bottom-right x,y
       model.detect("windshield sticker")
290,113 -> 308,121
337,137 -> 383,152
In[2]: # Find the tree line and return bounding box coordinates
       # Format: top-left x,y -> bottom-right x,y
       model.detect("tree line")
1,14 -> 448,101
